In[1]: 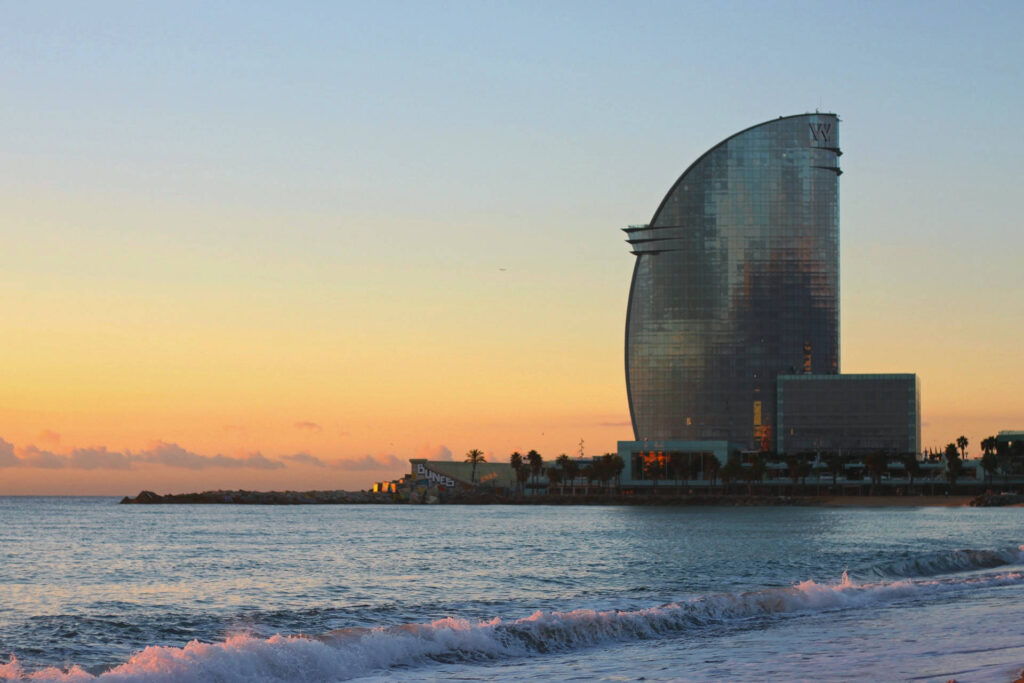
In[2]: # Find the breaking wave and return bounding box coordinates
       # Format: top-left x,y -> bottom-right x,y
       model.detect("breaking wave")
4,554 -> 1022,682
852,544 -> 1024,581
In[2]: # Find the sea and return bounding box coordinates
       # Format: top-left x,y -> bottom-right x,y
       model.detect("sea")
1,497 -> 1023,682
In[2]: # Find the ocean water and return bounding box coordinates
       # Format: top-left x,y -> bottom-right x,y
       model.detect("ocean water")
1,498 -> 1023,682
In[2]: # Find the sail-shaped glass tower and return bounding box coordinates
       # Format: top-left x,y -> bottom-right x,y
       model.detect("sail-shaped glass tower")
623,113 -> 841,450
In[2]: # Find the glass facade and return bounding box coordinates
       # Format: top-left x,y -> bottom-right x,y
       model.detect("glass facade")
616,439 -> 736,483
625,114 -> 841,449
776,374 -> 921,455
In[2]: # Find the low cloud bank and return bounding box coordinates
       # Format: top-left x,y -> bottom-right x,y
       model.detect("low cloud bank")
0,438 -> 283,471
415,444 -> 454,461
332,453 -> 404,470
281,452 -> 327,467
0,437 -> 404,473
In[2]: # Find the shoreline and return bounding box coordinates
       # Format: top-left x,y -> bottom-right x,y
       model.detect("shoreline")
118,490 -> 1014,508
817,495 -> 975,507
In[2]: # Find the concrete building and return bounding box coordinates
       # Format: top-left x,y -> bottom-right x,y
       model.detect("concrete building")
407,459 -> 519,490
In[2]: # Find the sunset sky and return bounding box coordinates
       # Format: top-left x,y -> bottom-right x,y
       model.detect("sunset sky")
2,1 -> 1022,494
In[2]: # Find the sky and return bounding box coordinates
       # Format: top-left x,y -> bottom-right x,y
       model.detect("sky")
1,1 -> 1022,495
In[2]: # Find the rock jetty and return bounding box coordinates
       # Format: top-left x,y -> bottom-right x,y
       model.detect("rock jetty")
120,489 -> 382,504
120,489 -> 828,506
969,492 -> 1024,507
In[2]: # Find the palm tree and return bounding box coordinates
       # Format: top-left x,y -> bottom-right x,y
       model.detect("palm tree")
526,450 -> 543,490
980,450 -> 998,486
509,451 -> 524,496
720,456 -> 742,494
606,453 -> 624,493
864,451 -> 887,494
562,457 -> 580,495
555,454 -> 572,494
979,436 -> 998,487
956,435 -> 969,461
995,437 -> 1013,487
516,464 -> 530,494
901,452 -> 921,491
581,463 -> 596,495
704,454 -> 720,490
465,448 -> 485,483
547,467 -> 562,495
944,443 -> 962,489
596,454 -> 612,493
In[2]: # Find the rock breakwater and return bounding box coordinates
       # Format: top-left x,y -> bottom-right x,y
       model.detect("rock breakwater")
120,489 -> 382,504
969,492 -> 1024,507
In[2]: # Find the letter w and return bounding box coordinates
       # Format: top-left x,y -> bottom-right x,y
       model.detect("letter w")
809,123 -> 831,141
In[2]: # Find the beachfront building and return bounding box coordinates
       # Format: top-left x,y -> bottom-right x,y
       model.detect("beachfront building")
619,114 -> 841,481
623,113 -> 840,452
776,374 -> 921,456
994,431 -> 1024,476
407,459 -> 519,491
617,114 -> 923,487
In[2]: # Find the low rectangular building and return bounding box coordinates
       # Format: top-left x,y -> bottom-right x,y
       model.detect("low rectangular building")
616,439 -> 741,486
776,374 -> 920,455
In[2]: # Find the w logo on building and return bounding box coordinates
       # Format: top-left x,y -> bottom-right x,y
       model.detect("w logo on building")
809,122 -> 832,142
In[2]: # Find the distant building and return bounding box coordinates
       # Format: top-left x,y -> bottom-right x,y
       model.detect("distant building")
776,374 -> 921,455
994,431 -> 1024,476
617,114 -> 922,484
623,113 -> 841,450
408,459 -> 520,490
995,431 -> 1024,451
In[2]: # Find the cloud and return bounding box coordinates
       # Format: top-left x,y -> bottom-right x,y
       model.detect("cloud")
69,447 -> 133,470
135,441 -> 284,470
136,441 -> 215,469
18,446 -> 66,469
281,452 -> 327,467
0,437 -> 285,471
0,439 -> 18,467
234,452 -> 285,470
332,454 -> 404,471
415,444 -> 453,461
37,430 -> 61,446
294,421 -> 323,432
